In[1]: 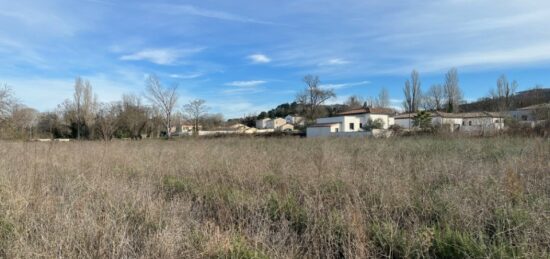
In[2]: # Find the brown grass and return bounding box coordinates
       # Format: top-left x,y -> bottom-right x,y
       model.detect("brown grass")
0,137 -> 549,258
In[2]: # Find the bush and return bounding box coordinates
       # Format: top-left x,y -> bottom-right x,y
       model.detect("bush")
160,176 -> 196,200
363,118 -> 384,130
413,111 -> 432,130
0,217 -> 14,257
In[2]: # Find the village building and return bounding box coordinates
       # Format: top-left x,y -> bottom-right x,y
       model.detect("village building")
393,111 -> 505,133
278,124 -> 295,131
285,115 -> 305,126
266,118 -> 287,129
306,108 -> 395,137
255,118 -> 271,129
508,103 -> 549,127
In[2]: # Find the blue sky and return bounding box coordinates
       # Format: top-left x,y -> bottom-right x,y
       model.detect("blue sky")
1,0 -> 550,118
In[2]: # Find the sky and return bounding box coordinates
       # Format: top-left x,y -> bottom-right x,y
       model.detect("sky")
1,0 -> 550,118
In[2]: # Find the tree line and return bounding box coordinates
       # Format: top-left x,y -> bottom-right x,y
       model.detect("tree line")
0,75 -> 220,140
1,69 -> 547,140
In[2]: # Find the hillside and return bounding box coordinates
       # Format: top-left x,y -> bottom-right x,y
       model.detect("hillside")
460,87 -> 550,112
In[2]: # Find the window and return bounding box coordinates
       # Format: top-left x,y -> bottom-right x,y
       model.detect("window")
359,123 -> 363,128
349,123 -> 355,130
468,121 -> 472,126
462,121 -> 465,126
521,115 -> 528,121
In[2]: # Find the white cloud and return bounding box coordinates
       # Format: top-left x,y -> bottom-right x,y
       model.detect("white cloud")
169,73 -> 203,79
225,80 -> 267,87
247,54 -> 271,64
320,58 -> 350,66
120,48 -> 203,65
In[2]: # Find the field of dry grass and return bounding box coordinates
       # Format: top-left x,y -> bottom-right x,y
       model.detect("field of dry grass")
0,137 -> 548,258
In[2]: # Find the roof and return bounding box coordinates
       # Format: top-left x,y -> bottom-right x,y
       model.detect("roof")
434,111 -> 504,118
518,103 -> 550,110
394,111 -> 505,119
309,122 -> 340,128
337,107 -> 395,116
393,113 -> 422,119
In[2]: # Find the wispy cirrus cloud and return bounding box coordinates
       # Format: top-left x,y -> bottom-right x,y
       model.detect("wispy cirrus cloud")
223,80 -> 267,94
149,4 -> 276,25
320,80 -> 370,90
169,73 -> 203,79
247,54 -> 271,64
120,48 -> 203,65
225,80 -> 266,87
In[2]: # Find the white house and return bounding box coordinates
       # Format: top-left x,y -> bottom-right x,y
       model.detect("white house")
306,123 -> 341,137
508,103 -> 549,127
393,111 -> 505,132
393,113 -> 416,129
278,124 -> 295,131
255,118 -> 271,129
285,115 -> 305,126
266,118 -> 287,129
306,108 -> 395,137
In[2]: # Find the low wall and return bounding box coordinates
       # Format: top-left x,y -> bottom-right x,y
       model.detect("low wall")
331,131 -> 372,138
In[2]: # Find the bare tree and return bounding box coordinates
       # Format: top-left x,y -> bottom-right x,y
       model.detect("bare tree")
37,111 -> 68,139
375,87 -> 390,108
345,95 -> 364,109
64,78 -> 97,139
296,75 -> 335,122
403,70 -> 422,113
146,106 -> 165,138
96,102 -> 119,141
119,94 -> 149,139
491,75 -> 517,111
202,113 -> 224,130
10,105 -> 38,139
183,99 -> 208,135
0,84 -> 15,123
424,84 -> 444,111
444,68 -> 462,113
145,75 -> 178,138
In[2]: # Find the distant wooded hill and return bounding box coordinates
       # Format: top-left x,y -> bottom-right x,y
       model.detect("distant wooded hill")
460,87 -> 550,112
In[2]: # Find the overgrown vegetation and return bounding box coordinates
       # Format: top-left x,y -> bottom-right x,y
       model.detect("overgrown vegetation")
0,137 -> 548,258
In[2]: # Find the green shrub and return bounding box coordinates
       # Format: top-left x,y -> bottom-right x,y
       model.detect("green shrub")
161,176 -> 196,200
312,211 -> 350,258
199,186 -> 253,226
210,235 -> 268,259
413,111 -> 433,130
0,217 -> 15,257
363,118 -> 384,130
371,221 -> 410,258
430,227 -> 486,258
265,193 -> 308,235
